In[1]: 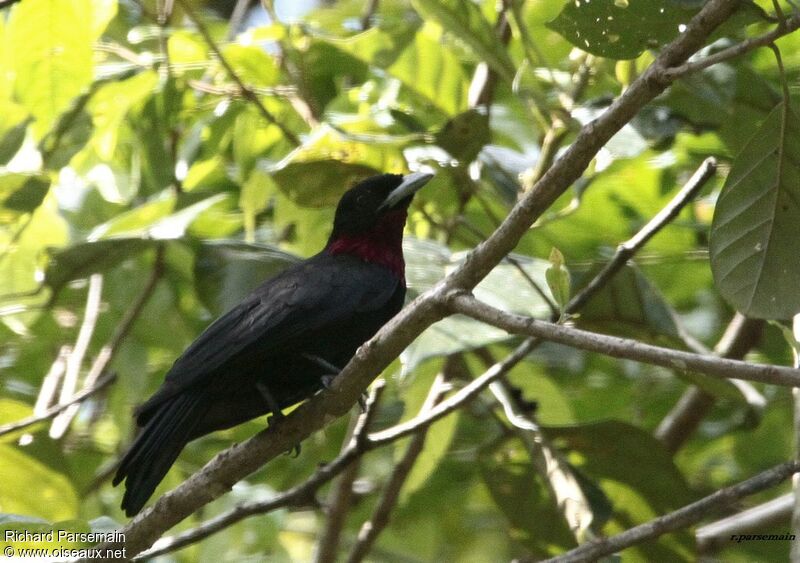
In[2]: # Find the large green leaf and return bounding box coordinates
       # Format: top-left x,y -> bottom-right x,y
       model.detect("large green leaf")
710,103 -> 800,319
333,24 -> 470,115
546,421 -> 695,560
9,0 -> 94,137
0,446 -> 78,521
411,0 -> 515,79
479,437 -> 577,557
548,0 -> 697,59
270,125 -> 406,207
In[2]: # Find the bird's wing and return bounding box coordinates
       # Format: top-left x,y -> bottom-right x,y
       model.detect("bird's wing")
137,253 -> 400,415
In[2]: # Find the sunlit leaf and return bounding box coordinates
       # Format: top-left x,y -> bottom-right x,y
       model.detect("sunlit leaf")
411,0 -> 515,79
0,446 -> 78,521
10,0 -> 94,137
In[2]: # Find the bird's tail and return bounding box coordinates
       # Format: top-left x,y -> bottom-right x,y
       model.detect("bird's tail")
113,391 -> 205,517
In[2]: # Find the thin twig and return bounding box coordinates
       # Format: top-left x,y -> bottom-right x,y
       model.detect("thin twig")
177,0 -> 301,146
697,492 -> 793,553
346,368 -> 451,563
369,340 -> 539,445
360,0 -> 379,30
531,461 -> 800,563
313,390 -> 383,563
448,293 -> 800,387
567,157 -> 717,313
663,13 -> 800,80
655,314 -> 764,452
0,372 -> 117,438
488,368 -> 597,543
50,274 -> 104,438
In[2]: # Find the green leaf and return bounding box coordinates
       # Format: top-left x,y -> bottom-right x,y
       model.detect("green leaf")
0,446 -> 78,521
0,118 -> 29,166
270,125 -> 406,207
546,421 -> 695,560
578,265 -> 682,342
411,0 -> 515,79
396,361 -> 460,502
479,437 -> 576,556
402,239 -> 555,371
578,265 -> 762,405
86,71 -> 158,161
44,239 -> 157,296
0,175 -> 49,219
434,109 -> 491,163
10,0 -> 94,137
545,247 -> 571,311
233,106 -> 284,178
221,44 -> 281,87
87,192 -> 176,240
710,102 -> 800,319
240,169 -> 273,242
547,0 -> 698,60
333,24 -> 470,115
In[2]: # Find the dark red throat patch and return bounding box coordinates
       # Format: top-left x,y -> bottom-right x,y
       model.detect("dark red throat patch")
327,209 -> 408,278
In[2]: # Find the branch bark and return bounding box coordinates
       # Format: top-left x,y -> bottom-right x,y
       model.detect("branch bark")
449,294 -> 800,387
531,461 -> 800,563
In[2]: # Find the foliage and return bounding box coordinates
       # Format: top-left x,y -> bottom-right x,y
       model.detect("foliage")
0,0 -> 798,561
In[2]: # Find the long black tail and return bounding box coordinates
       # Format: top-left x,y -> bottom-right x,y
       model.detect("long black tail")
113,392 -> 205,516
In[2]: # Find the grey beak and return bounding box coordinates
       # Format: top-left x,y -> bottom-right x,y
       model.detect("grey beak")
379,172 -> 434,211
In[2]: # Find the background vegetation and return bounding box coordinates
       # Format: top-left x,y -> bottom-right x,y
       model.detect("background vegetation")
0,0 -> 799,561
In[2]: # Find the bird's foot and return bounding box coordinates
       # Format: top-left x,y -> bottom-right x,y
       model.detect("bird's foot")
257,382 -> 285,426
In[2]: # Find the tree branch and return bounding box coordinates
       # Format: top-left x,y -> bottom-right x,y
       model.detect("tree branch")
655,313 -> 765,452
567,157 -> 716,312
447,293 -> 800,387
346,368 -> 451,563
312,386 -> 385,563
696,492 -> 793,553
50,274 -> 104,438
531,461 -> 800,563
662,13 -> 800,80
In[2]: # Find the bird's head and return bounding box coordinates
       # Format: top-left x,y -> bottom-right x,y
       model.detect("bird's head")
327,172 -> 433,276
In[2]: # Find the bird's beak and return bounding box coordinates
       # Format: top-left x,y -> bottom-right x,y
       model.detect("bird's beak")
379,172 -> 434,211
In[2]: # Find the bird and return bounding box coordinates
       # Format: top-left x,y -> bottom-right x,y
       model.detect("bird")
113,171 -> 433,516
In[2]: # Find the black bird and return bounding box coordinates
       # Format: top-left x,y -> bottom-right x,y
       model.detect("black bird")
113,172 -> 433,516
